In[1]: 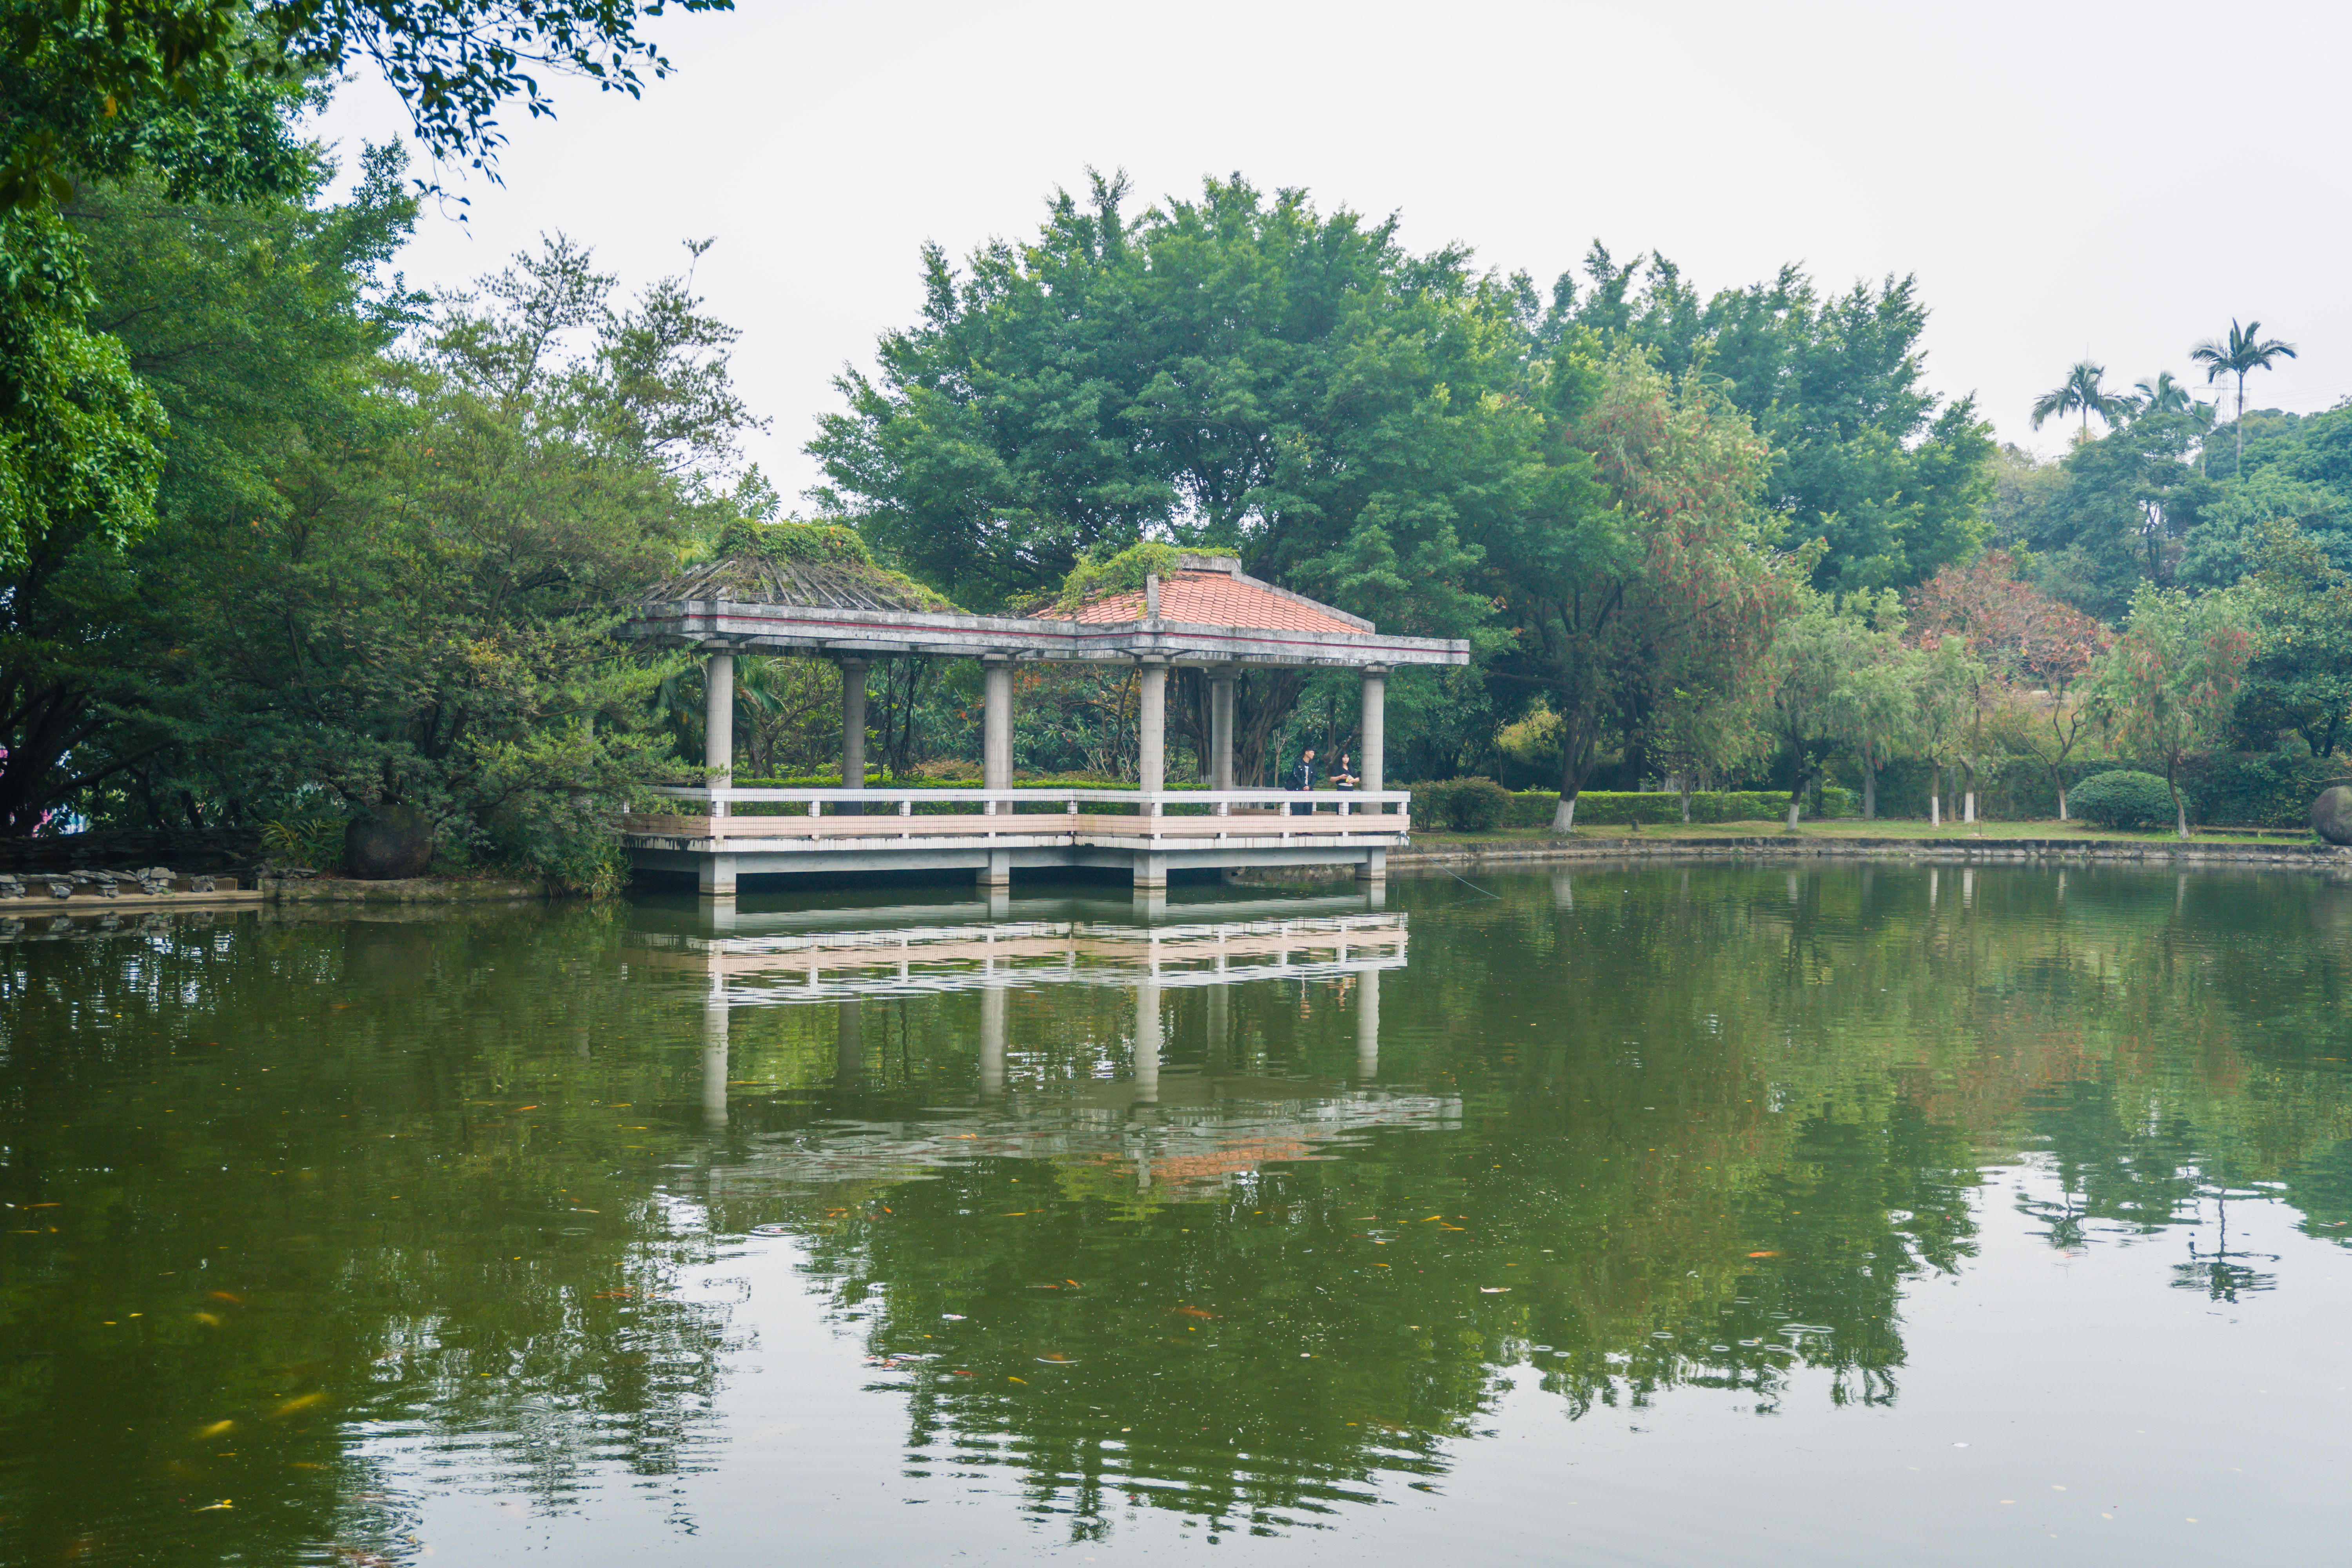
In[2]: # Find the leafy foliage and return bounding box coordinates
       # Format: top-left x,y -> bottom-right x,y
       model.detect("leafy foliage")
1550,246 -> 1995,591
1,0 -> 734,210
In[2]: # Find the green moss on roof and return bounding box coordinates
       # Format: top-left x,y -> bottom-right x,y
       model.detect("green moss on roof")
1029,541 -> 1244,613
648,519 -> 963,614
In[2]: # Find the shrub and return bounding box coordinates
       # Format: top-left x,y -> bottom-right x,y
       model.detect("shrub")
2069,770 -> 2179,831
1415,777 -> 1513,832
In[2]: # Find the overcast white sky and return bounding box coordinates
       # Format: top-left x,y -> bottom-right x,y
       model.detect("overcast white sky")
314,0 -> 2352,504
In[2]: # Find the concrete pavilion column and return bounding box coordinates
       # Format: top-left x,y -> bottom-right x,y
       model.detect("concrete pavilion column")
1209,666 -> 1237,793
1137,660 -> 1167,797
982,656 -> 1014,812
704,648 -> 735,818
839,657 -> 870,813
1355,967 -> 1380,1080
1359,665 -> 1387,804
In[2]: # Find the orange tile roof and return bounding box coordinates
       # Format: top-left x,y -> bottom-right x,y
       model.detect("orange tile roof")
1065,571 -> 1365,635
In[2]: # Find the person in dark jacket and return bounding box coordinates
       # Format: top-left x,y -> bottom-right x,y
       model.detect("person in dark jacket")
1291,748 -> 1316,815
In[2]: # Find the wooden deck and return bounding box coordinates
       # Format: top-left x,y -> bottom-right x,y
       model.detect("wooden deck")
621,788 -> 1410,892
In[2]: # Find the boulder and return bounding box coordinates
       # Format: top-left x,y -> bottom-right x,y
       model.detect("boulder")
345,806 -> 437,880
2312,785 -> 2352,846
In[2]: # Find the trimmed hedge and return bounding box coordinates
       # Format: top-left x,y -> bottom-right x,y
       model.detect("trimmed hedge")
2068,771 -> 2179,831
1405,787 -> 1849,832
1416,777 -> 1514,831
1852,755 -> 2348,828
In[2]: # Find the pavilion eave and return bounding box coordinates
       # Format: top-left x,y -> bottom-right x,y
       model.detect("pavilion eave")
625,599 -> 1466,670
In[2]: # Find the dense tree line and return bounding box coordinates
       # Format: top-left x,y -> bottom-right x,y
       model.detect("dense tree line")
9,13 -> 2345,866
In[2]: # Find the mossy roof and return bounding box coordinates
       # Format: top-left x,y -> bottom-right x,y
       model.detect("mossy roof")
641,521 -> 961,614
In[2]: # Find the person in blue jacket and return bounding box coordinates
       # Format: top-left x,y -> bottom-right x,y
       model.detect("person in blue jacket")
1290,748 -> 1316,815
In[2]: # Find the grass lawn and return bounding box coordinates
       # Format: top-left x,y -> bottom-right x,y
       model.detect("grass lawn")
1402,818 -> 2323,849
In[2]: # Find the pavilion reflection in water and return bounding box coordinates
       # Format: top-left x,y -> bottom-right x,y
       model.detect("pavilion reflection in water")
627,891 -> 1455,1197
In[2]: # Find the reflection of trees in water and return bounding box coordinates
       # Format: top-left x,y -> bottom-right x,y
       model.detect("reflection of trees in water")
702,862 -> 2352,1541
0,909 -> 744,1565
6,864 -> 2350,1553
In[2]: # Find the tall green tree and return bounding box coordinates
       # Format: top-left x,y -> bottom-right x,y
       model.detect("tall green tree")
2233,521 -> 2352,758
1490,347 -> 1801,830
2090,583 -> 2255,838
0,142 -> 416,834
2190,319 -> 2298,466
1548,247 -> 1993,592
811,172 -> 1549,771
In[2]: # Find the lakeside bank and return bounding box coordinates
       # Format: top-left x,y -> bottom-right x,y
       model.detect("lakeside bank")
1385,831 -> 2352,873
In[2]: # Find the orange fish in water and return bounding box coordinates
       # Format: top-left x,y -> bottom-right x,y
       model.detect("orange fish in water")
207,1291 -> 245,1305
1746,1250 -> 1781,1258
1169,1306 -> 1219,1319
271,1392 -> 329,1417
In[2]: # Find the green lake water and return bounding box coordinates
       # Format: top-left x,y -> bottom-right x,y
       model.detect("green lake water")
2,864 -> 2349,1565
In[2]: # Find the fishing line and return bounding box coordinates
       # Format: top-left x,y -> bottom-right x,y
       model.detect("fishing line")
1442,868 -> 1501,899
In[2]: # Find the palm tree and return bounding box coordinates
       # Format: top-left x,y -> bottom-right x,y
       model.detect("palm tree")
2189,319 -> 2298,466
2030,361 -> 2129,439
2130,371 -> 2193,416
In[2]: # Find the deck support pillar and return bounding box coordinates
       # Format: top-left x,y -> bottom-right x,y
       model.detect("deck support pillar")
1359,666 -> 1386,809
1132,852 -> 1167,891
1356,847 -> 1386,883
1355,968 -> 1380,1080
1209,666 -> 1236,791
839,657 -> 869,813
704,648 -> 734,817
982,656 -> 1013,813
977,849 -> 1011,890
698,853 -> 737,897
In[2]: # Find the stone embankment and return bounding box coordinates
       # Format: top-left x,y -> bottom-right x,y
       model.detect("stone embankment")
0,868 -> 262,911
1388,835 -> 2351,872
257,875 -> 557,903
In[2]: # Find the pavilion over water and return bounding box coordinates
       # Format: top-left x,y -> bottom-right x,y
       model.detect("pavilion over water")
621,538 -> 1468,895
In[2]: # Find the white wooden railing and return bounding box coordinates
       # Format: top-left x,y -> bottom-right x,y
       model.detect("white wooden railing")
644,786 -> 1407,815
624,786 -> 1410,842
